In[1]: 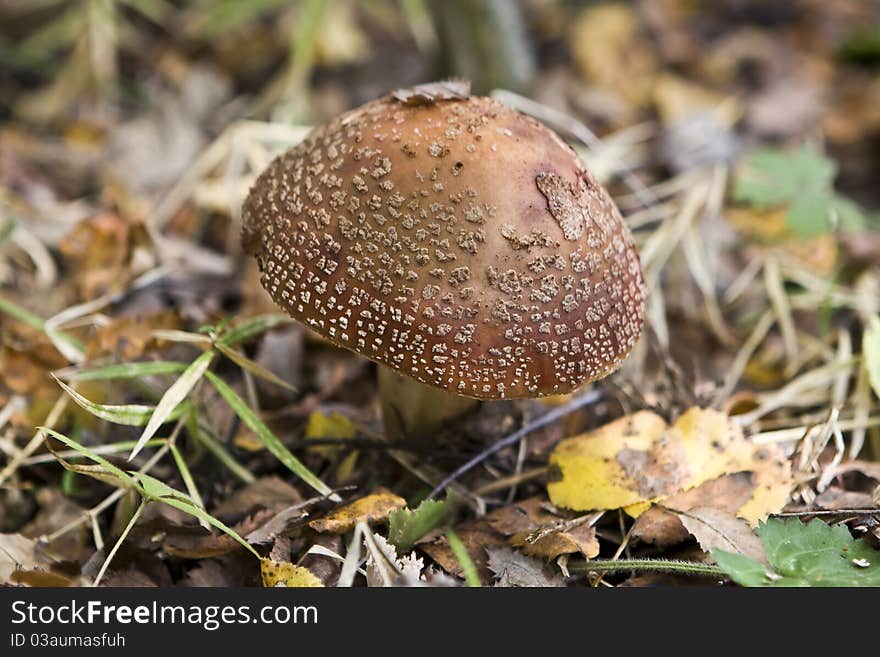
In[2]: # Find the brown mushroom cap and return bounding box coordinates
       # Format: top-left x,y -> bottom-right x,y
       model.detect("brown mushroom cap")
242,83 -> 645,400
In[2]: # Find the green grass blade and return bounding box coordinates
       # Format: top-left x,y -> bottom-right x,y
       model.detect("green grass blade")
66,361 -> 190,382
133,472 -> 259,558
169,444 -> 207,515
53,375 -> 189,426
217,314 -> 290,347
0,297 -> 84,352
41,428 -> 141,491
446,529 -> 481,587
204,370 -> 334,498
130,350 -> 214,459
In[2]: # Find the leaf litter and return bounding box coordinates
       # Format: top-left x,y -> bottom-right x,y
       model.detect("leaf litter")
1,2 -> 879,588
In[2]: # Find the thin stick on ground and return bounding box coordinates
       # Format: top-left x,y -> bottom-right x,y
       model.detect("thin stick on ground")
426,390 -> 602,500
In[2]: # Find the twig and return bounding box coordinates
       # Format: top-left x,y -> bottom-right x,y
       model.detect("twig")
426,390 -> 602,500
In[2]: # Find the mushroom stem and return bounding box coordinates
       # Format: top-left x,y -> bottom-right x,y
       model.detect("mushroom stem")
378,366 -> 479,440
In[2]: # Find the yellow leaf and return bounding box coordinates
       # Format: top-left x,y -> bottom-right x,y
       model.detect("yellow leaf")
548,408 -> 792,525
305,410 -> 356,440
260,559 -> 323,588
309,490 -> 406,534
305,410 -> 356,458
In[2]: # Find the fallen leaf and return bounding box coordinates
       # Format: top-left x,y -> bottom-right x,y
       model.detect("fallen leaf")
632,471 -> 755,547
0,533 -> 74,586
260,558 -> 323,587
309,490 -> 406,534
212,476 -> 303,520
487,497 -> 599,561
548,408 -> 792,525
676,507 -> 767,563
421,520 -> 506,581
486,547 -> 564,587
392,80 -> 471,106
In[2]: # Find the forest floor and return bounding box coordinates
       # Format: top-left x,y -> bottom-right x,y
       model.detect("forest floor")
1,0 -> 879,588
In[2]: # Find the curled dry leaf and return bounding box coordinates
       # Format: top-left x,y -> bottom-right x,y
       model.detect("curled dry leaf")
309,490 -> 406,534
487,497 -> 599,561
548,408 -> 792,525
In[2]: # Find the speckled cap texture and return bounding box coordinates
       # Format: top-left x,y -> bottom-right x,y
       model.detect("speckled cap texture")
242,83 -> 644,399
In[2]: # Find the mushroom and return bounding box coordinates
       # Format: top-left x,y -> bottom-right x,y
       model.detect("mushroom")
242,81 -> 644,439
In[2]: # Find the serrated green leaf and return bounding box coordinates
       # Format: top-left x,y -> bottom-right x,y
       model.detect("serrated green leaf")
388,495 -> 453,551
865,315 -> 880,400
733,146 -> 866,238
67,361 -> 189,381
130,350 -> 214,459
713,518 -> 880,587
203,370 -> 333,498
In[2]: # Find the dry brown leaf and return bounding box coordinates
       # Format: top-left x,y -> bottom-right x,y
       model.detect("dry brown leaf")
0,533 -> 77,586
309,490 -> 406,534
421,520 -> 506,581
487,497 -> 599,561
632,471 -> 755,547
59,213 -> 154,299
676,506 -> 767,563
486,547 -> 565,588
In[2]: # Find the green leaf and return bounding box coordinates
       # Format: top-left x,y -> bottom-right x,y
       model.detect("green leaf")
865,315 -> 880,400
203,370 -> 333,498
53,376 -> 189,427
733,146 -> 866,238
713,518 -> 880,587
733,147 -> 837,208
829,194 -> 868,232
787,193 -> 835,238
130,350 -> 214,459
132,472 -> 260,558
66,361 -> 190,381
217,314 -> 291,347
388,495 -> 453,551
41,428 -> 141,492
